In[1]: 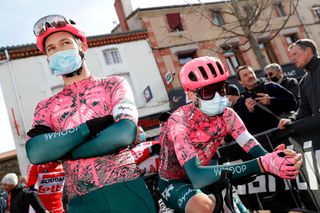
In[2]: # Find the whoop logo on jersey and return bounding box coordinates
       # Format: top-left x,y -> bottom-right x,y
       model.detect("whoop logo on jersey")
213,165 -> 247,176
44,126 -> 79,141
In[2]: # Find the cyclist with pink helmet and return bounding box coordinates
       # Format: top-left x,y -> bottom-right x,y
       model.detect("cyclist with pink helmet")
158,56 -> 303,213
26,15 -> 156,212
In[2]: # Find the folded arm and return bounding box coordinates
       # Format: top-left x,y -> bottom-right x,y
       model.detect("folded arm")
71,119 -> 137,159
26,124 -> 90,164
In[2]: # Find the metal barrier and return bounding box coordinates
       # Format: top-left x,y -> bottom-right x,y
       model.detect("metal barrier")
217,114 -> 320,212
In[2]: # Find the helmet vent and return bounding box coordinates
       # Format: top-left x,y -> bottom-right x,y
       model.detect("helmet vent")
216,62 -> 224,75
188,71 -> 198,82
207,63 -> 217,77
198,66 -> 208,80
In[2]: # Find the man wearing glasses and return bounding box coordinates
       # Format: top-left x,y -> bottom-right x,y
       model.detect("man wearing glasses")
158,56 -> 302,213
25,15 -> 156,212
279,39 -> 320,129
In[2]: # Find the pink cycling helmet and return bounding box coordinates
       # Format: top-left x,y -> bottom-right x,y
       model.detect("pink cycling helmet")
179,56 -> 229,91
34,15 -> 86,54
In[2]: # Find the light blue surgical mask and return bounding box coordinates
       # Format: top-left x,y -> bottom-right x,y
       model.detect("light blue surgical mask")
139,132 -> 147,142
198,92 -> 228,116
48,49 -> 83,76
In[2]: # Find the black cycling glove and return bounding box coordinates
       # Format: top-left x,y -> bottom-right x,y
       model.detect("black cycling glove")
86,115 -> 115,137
27,125 -> 54,138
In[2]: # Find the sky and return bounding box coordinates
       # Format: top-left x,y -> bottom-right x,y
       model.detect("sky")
0,0 -> 214,47
0,0 -> 214,153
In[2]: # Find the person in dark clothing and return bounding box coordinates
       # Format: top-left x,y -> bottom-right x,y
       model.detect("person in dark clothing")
279,39 -> 320,129
2,173 -> 48,213
226,84 -> 245,113
236,65 -> 298,134
0,188 -> 7,213
264,63 -> 300,110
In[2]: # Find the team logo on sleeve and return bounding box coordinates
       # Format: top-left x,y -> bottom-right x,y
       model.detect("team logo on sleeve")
113,102 -> 138,120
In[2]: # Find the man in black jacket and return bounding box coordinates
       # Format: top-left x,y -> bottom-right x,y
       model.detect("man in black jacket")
279,39 -> 320,128
264,63 -> 300,109
2,173 -> 48,213
236,65 -> 298,134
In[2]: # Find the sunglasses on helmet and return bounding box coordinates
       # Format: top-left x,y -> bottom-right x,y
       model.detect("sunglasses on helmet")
33,15 -> 76,37
195,81 -> 228,100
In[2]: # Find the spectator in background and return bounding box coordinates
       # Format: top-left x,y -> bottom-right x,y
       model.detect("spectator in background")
264,63 -> 300,108
18,176 -> 27,188
279,39 -> 320,128
226,84 -> 244,113
2,173 -> 48,213
236,65 -> 298,134
0,186 -> 7,213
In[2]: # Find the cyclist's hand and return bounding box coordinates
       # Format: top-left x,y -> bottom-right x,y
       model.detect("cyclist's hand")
260,150 -> 302,179
278,119 -> 291,129
86,115 -> 115,137
245,98 -> 256,113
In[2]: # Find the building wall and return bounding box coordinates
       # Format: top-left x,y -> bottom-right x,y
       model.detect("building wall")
0,157 -> 20,179
0,39 -> 169,175
121,0 -> 318,89
295,0 -> 320,45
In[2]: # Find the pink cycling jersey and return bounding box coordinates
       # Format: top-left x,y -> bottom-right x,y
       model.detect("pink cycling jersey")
159,104 -> 259,180
31,76 -> 140,200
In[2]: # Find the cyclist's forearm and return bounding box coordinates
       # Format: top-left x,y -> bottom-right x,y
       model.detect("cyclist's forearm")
26,124 -> 90,164
234,130 -> 268,157
71,119 -> 136,159
248,145 -> 268,158
183,157 -> 262,189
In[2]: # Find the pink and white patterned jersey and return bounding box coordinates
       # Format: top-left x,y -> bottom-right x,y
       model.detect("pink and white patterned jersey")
159,104 -> 259,180
30,76 -> 140,200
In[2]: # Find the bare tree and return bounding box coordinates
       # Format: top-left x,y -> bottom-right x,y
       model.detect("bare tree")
184,0 -> 299,68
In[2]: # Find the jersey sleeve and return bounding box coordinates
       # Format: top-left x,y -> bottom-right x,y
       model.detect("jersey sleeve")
224,108 -> 259,153
26,164 -> 38,187
167,110 -> 198,166
107,76 -> 138,124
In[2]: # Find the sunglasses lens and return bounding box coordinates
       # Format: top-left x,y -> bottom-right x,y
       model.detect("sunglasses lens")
33,15 -> 69,36
196,82 -> 227,100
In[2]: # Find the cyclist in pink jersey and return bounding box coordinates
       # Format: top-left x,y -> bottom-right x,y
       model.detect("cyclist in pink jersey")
158,56 -> 303,213
25,15 -> 156,213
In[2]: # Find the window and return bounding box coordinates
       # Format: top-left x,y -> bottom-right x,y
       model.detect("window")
103,48 -> 122,65
223,46 -> 244,75
284,33 -> 298,45
275,3 -> 286,17
177,51 -> 197,65
166,13 -> 184,32
259,41 -> 278,64
312,6 -> 320,19
212,11 -> 225,26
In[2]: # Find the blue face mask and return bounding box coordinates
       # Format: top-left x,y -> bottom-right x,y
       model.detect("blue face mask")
139,132 -> 146,142
48,49 -> 83,76
199,92 -> 228,116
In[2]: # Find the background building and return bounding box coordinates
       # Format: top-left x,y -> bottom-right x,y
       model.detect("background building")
113,0 -> 318,98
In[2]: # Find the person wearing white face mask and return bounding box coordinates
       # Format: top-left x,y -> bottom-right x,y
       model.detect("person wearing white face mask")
26,14 -> 156,213
157,56 -> 303,213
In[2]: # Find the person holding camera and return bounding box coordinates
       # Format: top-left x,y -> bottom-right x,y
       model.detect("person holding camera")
236,65 -> 298,134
